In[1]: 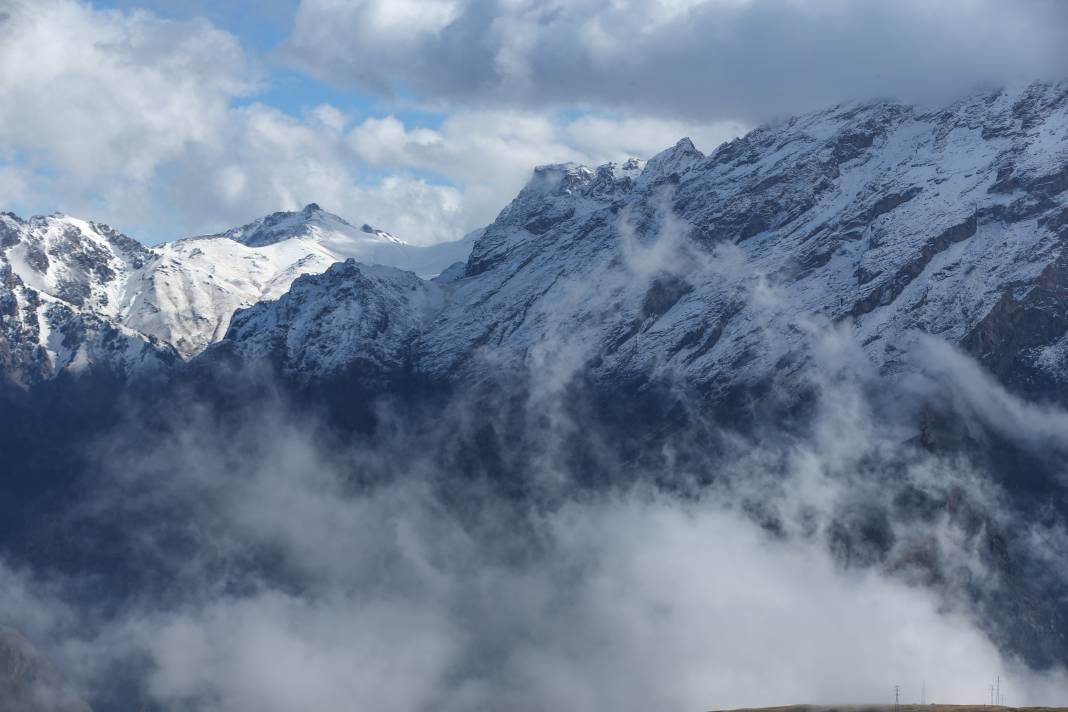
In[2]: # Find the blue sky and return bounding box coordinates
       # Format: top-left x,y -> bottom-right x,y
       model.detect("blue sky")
94,0 -> 445,130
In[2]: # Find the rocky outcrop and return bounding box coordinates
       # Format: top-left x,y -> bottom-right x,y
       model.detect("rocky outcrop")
0,626 -> 90,712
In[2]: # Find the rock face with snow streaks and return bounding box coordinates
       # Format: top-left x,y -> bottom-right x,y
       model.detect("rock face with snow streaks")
215,83 -> 1068,407
224,259 -> 444,381
0,212 -> 177,386
0,626 -> 90,712
2,82 -> 1067,405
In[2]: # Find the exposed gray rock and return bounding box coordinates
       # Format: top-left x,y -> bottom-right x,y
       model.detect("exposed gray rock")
213,81 -> 1068,409
0,626 -> 90,712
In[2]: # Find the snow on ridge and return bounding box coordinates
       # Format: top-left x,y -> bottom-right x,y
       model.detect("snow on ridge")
0,203 -> 476,372
6,81 -> 1068,387
208,81 -> 1068,396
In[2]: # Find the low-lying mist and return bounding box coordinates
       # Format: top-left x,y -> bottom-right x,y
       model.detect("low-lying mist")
3,209 -> 1068,711
2,329 -> 1067,711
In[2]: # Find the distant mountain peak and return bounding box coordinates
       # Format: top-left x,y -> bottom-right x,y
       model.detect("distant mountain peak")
640,136 -> 705,184
360,223 -> 404,244
671,136 -> 698,153
218,80 -> 1068,408
217,205 -> 354,248
0,198 -> 476,377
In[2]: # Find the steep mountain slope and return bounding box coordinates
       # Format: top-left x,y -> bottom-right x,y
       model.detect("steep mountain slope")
0,626 -> 90,712
201,83 -> 1068,675
129,204 -> 471,357
219,82 -> 1068,407
224,260 -> 445,380
0,212 -> 177,386
0,204 -> 476,379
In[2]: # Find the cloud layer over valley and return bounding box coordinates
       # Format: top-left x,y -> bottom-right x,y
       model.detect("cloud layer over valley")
2,3 -> 1068,710
4,211 -> 1068,710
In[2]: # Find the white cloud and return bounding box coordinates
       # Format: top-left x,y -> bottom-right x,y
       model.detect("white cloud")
344,109 -> 744,242
29,470 -> 1068,711
144,590 -> 461,712
7,0 -> 1061,248
0,0 -> 250,183
119,495 -> 1068,711
0,0 -> 475,243
909,334 -> 1068,458
285,0 -> 1068,122
0,0 -> 744,246
565,114 -> 745,162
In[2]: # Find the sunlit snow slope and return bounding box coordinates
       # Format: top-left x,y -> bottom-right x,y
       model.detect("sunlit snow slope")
0,203 -> 474,381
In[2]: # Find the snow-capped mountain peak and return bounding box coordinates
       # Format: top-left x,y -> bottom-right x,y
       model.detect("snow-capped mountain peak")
638,136 -> 704,186
213,203 -> 389,252
360,223 -> 404,244
127,204 -> 470,358
0,202 -> 479,379
211,81 -> 1068,407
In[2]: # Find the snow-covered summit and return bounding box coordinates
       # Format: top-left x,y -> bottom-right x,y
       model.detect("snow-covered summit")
212,203 -> 328,247
208,203 -> 409,261
123,229 -> 345,357
638,137 -> 703,186
0,203 -> 476,380
214,81 -> 1068,406
7,81 -> 1068,395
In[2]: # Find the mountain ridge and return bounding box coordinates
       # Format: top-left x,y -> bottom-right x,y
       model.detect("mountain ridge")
7,82 -> 1068,399
211,82 -> 1068,412
0,204 -> 475,380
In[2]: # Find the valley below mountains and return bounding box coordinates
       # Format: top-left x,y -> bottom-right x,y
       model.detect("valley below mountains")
2,81 -> 1068,711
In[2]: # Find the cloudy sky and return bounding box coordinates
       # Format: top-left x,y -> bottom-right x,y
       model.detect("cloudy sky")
0,0 -> 1065,244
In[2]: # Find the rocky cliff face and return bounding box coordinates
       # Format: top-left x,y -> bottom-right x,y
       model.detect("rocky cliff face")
224,259 -> 445,381
216,82 -> 1068,409
0,212 -> 177,386
8,83 -> 1065,397
0,626 -> 90,712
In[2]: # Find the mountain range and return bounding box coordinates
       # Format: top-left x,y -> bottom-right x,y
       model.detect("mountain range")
5,83 -> 1066,404
2,81 -> 1068,707
0,203 -> 474,383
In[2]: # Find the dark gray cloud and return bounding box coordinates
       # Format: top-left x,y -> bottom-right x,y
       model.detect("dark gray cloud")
284,0 -> 1068,123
